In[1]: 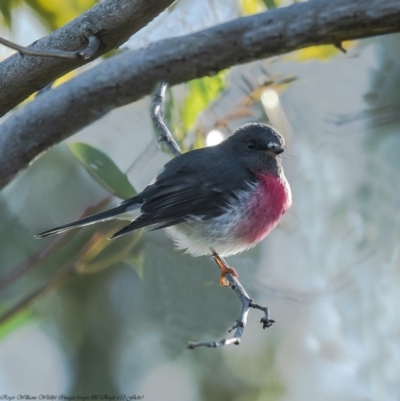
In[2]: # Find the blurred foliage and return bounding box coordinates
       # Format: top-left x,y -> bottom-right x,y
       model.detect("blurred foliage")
240,0 -> 351,63
76,227 -> 144,275
164,73 -> 227,151
0,0 -> 95,30
0,0 -> 21,27
0,140 -> 142,336
294,41 -> 355,61
52,71 -> 77,88
241,0 -> 280,14
68,142 -> 137,200
182,73 -> 227,133
0,309 -> 29,339
241,0 -> 266,14
261,0 -> 278,9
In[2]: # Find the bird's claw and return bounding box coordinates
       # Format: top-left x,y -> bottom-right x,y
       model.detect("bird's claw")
260,317 -> 275,329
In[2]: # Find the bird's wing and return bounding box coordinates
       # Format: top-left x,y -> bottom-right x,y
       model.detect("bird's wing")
110,149 -> 255,239
110,169 -> 226,238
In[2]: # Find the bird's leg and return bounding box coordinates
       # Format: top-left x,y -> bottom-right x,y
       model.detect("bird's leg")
211,249 -> 239,286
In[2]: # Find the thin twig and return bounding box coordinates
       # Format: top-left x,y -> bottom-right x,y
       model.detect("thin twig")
0,35 -> 101,60
151,82 -> 182,157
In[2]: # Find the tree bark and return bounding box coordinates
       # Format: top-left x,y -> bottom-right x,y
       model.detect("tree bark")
0,0 -> 174,117
0,0 -> 399,190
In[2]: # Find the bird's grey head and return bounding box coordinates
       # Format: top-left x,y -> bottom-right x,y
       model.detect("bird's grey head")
222,123 -> 285,176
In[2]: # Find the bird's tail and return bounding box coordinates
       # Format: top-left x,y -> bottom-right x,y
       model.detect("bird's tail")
35,200 -> 141,238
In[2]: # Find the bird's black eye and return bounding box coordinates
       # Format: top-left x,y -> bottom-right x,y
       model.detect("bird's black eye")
248,140 -> 256,149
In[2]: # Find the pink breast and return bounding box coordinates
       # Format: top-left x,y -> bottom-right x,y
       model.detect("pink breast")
236,173 -> 292,244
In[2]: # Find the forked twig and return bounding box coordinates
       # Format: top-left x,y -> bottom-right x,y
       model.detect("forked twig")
152,82 -> 275,349
0,35 -> 101,60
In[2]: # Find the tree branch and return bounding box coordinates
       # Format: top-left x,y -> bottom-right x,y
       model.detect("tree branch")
0,0 -> 399,190
0,0 -> 175,116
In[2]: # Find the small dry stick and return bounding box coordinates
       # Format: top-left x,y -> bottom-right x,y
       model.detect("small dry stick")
151,82 -> 275,349
0,34 -> 101,60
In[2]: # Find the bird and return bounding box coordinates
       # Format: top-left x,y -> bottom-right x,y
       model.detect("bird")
35,123 -> 292,286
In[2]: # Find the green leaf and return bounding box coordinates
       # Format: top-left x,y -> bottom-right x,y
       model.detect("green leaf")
261,0 -> 278,9
24,0 -> 96,30
241,0 -> 265,14
0,309 -> 31,340
124,252 -> 145,280
164,87 -> 175,128
0,0 -> 18,27
1,0 -> 95,30
68,142 -> 136,200
182,72 -> 226,132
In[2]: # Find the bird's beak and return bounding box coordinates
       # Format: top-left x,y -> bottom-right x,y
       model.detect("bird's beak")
265,148 -> 284,156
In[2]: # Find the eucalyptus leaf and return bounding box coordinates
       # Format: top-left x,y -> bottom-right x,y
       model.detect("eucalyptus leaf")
68,142 -> 136,200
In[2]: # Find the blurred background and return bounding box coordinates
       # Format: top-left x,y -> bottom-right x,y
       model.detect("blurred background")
1,1 -> 400,400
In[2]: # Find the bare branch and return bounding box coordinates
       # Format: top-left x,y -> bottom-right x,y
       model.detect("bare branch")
151,82 -> 182,157
0,0 -> 175,116
0,0 -> 399,189
0,34 -> 101,60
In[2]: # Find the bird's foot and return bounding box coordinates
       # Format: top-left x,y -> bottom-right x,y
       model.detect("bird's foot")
219,265 -> 238,287
211,250 -> 239,286
260,317 -> 275,329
